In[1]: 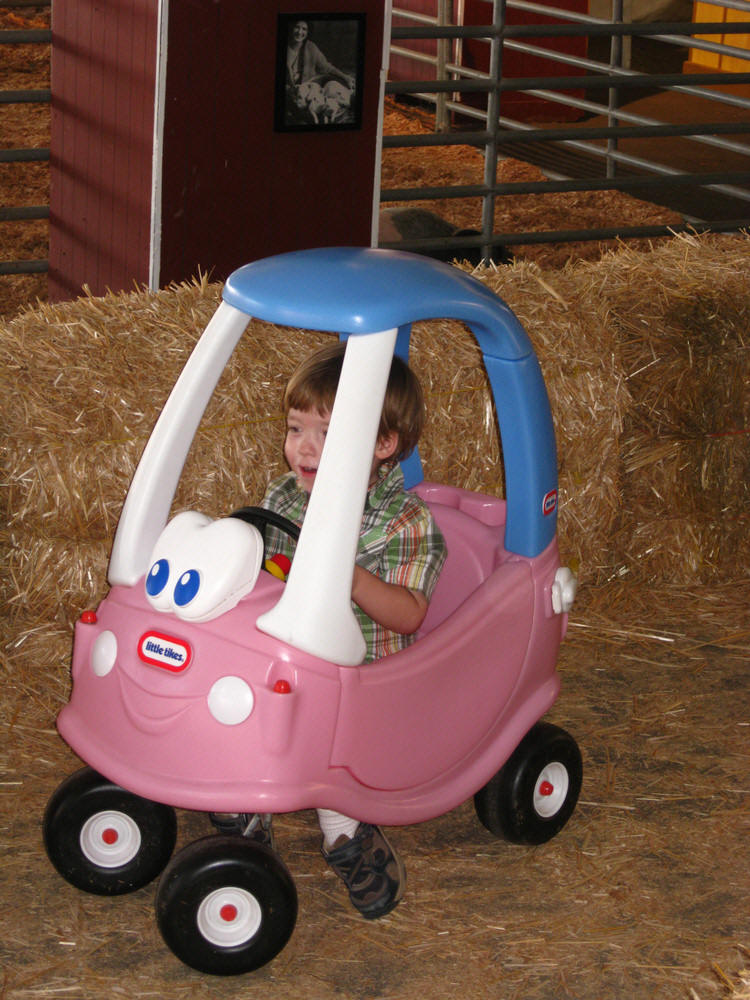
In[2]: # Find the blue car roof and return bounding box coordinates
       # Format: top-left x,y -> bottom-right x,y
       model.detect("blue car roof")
223,248 -> 558,558
224,247 -> 532,360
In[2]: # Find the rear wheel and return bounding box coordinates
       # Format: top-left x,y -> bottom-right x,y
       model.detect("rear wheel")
156,836 -> 297,976
43,766 -> 177,894
474,722 -> 582,844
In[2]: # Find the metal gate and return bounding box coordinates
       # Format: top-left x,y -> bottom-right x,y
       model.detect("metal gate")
2,1 -> 749,277
0,0 -> 50,277
381,0 -> 750,261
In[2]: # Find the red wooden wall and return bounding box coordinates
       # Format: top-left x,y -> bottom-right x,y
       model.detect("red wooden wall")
159,0 -> 385,287
49,0 -> 157,300
49,1 -> 386,301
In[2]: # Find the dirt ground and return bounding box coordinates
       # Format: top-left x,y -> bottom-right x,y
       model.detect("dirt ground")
3,586 -> 749,1000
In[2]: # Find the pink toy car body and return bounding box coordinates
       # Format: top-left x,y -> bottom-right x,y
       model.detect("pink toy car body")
44,249 -> 581,976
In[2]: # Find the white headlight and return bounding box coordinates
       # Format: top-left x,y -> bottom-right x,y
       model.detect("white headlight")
91,630 -> 117,677
551,566 -> 578,615
207,676 -> 254,725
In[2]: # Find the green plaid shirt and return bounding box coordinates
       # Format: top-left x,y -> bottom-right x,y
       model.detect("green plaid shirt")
261,465 -> 447,662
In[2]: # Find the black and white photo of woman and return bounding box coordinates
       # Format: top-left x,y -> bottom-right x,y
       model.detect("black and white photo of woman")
283,19 -> 358,126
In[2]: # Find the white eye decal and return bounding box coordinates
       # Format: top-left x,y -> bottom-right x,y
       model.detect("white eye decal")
145,511 -> 264,622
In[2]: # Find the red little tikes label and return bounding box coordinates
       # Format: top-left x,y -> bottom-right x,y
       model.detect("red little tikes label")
138,631 -> 192,673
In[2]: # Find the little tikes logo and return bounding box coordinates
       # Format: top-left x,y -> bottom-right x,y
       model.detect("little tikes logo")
138,631 -> 192,673
542,489 -> 558,516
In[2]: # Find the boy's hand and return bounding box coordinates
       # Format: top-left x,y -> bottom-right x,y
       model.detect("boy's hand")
351,565 -> 429,636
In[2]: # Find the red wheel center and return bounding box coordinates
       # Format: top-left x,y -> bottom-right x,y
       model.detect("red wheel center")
539,780 -> 554,796
220,904 -> 238,923
102,827 -> 119,845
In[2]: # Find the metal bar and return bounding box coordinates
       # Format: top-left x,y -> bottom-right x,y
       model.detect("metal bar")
490,123 -> 750,143
383,132 -> 491,148
392,20 -> 750,40
380,217 -> 750,252
0,148 -> 50,163
0,88 -> 52,103
386,88 -> 750,164
607,0 -> 624,181
435,0 -> 449,131
506,0 -> 750,21
504,30 -> 750,63
0,30 -> 52,44
0,206 -> 50,222
481,218 -> 750,243
387,79 -> 494,93
0,259 -> 49,276
381,171 -> 750,201
386,71 -> 750,94
432,41 -> 750,111
684,0 -> 750,9
480,0 -> 503,261
500,96 -> 750,152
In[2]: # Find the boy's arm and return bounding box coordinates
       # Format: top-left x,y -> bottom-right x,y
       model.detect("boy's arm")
351,565 -> 429,636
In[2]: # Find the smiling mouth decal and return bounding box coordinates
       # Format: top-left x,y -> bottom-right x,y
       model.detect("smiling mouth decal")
117,671 -> 193,734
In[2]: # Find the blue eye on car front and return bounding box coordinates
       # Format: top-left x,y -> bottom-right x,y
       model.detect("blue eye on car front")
146,559 -> 170,597
174,570 -> 201,607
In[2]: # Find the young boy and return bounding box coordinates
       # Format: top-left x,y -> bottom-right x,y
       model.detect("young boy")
223,340 -> 446,920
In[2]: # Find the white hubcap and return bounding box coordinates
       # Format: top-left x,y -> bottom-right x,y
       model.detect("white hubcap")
533,762 -> 569,818
80,810 -> 142,867
197,887 -> 263,948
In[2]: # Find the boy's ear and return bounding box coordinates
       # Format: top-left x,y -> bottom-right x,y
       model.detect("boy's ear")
374,431 -> 399,462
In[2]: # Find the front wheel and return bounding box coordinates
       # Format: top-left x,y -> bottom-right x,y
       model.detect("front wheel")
43,766 -> 177,895
474,722 -> 582,845
156,836 -> 298,976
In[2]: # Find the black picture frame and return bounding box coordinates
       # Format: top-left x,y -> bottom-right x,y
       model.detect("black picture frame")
274,13 -> 366,132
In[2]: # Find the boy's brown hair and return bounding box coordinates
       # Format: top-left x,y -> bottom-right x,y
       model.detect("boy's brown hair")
283,339 -> 424,462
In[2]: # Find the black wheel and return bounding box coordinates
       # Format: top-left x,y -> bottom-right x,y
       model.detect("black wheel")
43,766 -> 177,895
474,722 -> 582,845
156,836 -> 298,976
230,506 -> 299,557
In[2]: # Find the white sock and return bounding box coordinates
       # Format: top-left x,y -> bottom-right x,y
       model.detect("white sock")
317,809 -> 360,851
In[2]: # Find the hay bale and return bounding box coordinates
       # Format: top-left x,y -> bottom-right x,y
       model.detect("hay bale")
0,274 -> 508,624
2,234 -> 749,638
585,231 -> 750,582
474,261 -> 628,581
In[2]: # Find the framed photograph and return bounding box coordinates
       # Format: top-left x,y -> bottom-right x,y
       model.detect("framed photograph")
274,13 -> 366,132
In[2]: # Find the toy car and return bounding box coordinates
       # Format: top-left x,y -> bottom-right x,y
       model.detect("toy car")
44,247 -> 581,976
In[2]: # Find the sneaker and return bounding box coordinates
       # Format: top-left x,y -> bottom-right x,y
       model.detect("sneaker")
209,813 -> 274,849
322,823 -> 405,920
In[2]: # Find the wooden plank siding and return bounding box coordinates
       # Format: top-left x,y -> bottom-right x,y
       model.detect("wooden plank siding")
48,0 -> 385,301
49,0 -> 157,299
159,0 -> 385,287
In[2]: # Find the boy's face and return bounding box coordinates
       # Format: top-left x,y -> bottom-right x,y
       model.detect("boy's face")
285,407 -> 329,493
285,406 -> 401,494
